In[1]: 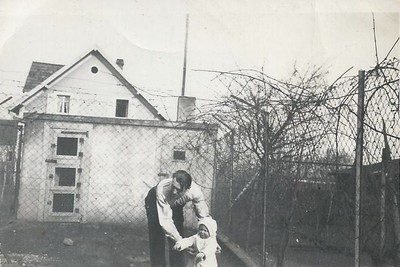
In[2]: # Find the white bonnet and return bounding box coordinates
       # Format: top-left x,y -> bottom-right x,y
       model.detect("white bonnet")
198,216 -> 217,237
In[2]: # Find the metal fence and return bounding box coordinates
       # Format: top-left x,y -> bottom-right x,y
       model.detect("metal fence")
18,116 -> 216,227
0,116 -> 217,238
212,57 -> 399,266
0,57 -> 398,266
0,120 -> 18,221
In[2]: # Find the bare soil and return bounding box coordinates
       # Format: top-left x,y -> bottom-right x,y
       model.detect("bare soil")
0,219 -> 242,267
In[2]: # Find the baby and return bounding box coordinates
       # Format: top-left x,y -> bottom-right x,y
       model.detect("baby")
173,216 -> 219,267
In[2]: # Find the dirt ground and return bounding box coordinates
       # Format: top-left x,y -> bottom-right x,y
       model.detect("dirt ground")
0,219 -> 242,267
0,218 -> 373,267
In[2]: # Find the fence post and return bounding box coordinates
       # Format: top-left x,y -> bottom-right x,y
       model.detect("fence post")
0,164 -> 6,202
379,144 -> 387,259
228,130 -> 234,234
355,70 -> 365,267
262,110 -> 269,267
12,124 -> 24,215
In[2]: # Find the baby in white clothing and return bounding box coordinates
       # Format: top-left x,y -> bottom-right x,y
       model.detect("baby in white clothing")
173,217 -> 219,267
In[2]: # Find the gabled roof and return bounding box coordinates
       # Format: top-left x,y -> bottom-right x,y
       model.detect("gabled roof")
11,48 -> 166,121
23,62 -> 64,93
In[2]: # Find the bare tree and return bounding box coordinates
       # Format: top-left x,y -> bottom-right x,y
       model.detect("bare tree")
203,65 -> 337,266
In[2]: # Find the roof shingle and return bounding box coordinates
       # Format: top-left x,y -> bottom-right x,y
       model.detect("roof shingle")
23,61 -> 64,92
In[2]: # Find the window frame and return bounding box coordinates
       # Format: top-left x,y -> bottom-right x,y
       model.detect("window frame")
57,95 -> 71,114
56,136 -> 79,156
54,167 -> 77,187
115,99 -> 129,117
172,149 -> 186,162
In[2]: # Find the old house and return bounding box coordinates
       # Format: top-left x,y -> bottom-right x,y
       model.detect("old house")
9,48 -> 217,225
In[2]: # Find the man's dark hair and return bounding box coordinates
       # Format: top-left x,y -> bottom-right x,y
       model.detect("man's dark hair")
173,170 -> 192,189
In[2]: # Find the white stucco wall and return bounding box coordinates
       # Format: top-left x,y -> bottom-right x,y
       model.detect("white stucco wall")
17,116 -> 216,226
23,55 -> 157,120
17,120 -> 46,220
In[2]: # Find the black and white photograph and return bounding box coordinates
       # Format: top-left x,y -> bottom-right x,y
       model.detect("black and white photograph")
0,1 -> 399,266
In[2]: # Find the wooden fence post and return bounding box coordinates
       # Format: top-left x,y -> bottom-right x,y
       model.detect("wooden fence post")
355,70 -> 365,267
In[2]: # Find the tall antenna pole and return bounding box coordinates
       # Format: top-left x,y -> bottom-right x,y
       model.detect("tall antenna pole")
181,14 -> 189,96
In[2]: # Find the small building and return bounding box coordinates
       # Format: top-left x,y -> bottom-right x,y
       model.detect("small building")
329,159 -> 400,258
331,159 -> 399,208
9,48 -> 217,225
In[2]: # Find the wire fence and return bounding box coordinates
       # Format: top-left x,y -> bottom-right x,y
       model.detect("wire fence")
0,120 -> 18,221
0,57 -> 398,266
0,111 -> 217,239
212,57 -> 399,266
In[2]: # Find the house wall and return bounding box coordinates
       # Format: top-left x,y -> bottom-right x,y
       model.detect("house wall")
17,116 -> 216,227
24,90 -> 48,114
156,127 -> 215,229
82,123 -> 160,223
24,55 -> 156,120
17,120 -> 46,220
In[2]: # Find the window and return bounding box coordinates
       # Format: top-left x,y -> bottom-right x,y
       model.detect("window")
58,95 -> 70,114
173,150 -> 186,161
52,193 -> 74,212
55,167 -> 76,186
115,99 -> 129,117
56,137 -> 78,156
91,66 -> 98,74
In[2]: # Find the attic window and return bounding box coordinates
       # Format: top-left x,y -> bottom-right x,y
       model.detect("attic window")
58,95 -> 70,114
115,99 -> 129,117
91,66 -> 98,74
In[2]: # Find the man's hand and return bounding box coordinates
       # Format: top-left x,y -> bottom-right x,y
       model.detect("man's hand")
184,246 -> 197,255
195,252 -> 205,262
173,243 -> 182,251
173,239 -> 184,251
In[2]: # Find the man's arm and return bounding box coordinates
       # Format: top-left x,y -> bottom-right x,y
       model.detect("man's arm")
190,183 -> 209,218
173,235 -> 196,251
171,182 -> 209,218
156,188 -> 182,242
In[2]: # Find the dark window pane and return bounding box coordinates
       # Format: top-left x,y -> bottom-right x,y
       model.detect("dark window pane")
57,137 -> 78,156
173,150 -> 186,161
55,168 -> 76,186
115,99 -> 129,117
52,193 -> 74,212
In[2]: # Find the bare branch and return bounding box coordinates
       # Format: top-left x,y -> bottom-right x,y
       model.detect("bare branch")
372,13 -> 379,65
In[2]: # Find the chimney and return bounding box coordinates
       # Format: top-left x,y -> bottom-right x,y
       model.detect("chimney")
177,96 -> 196,121
116,59 -> 124,70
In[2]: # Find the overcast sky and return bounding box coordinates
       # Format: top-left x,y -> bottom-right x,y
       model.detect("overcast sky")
0,0 -> 399,119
